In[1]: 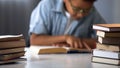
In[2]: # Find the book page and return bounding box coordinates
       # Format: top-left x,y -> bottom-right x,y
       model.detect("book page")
0,34 -> 23,39
0,34 -> 23,42
29,45 -> 91,55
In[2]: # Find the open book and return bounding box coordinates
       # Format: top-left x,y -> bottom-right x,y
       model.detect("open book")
29,45 -> 91,54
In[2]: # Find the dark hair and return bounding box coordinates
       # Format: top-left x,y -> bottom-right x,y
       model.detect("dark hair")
84,0 -> 97,2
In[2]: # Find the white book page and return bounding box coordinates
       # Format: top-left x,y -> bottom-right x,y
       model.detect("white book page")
0,34 -> 23,39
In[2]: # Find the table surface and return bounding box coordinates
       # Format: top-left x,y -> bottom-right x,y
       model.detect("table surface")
0,53 -> 120,68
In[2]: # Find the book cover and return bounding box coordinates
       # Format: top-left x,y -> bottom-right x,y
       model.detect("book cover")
98,36 -> 120,45
93,24 -> 120,32
0,39 -> 26,49
0,34 -> 23,42
92,56 -> 120,65
96,43 -> 120,52
0,52 -> 25,61
0,47 -> 25,55
97,30 -> 120,37
29,45 -> 91,54
93,49 -> 120,59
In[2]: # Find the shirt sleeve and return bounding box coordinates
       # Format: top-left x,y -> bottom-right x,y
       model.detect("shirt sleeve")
29,1 -> 51,35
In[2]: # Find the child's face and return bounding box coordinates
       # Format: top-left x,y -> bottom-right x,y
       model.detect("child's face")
64,0 -> 94,20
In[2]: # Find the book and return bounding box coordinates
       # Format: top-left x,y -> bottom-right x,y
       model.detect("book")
93,49 -> 120,59
92,56 -> 120,65
0,58 -> 26,64
0,47 -> 25,55
96,30 -> 120,37
96,43 -> 120,52
0,52 -> 25,61
93,24 -> 120,32
0,34 -> 23,42
0,39 -> 26,49
98,36 -> 120,45
29,46 -> 91,54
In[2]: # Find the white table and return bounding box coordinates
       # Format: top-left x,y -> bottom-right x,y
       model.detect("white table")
0,53 -> 120,68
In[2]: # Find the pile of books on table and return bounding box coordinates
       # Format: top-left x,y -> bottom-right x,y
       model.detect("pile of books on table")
0,34 -> 26,64
92,24 -> 120,65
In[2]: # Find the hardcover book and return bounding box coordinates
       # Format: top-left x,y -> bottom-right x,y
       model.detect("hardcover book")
92,56 -> 120,65
93,24 -> 120,32
98,36 -> 120,45
93,49 -> 120,59
96,43 -> 120,52
0,52 -> 25,61
96,30 -> 120,37
0,47 -> 25,55
0,39 -> 26,49
0,34 -> 23,42
0,58 -> 26,64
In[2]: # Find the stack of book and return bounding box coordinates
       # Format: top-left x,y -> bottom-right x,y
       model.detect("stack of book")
92,24 -> 120,65
0,34 -> 26,64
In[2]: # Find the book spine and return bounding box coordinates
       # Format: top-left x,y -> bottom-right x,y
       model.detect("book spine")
92,56 -> 120,65
0,39 -> 26,49
0,47 -> 25,55
93,49 -> 120,59
0,52 -> 25,61
97,31 -> 120,38
96,43 -> 120,52
98,37 -> 120,45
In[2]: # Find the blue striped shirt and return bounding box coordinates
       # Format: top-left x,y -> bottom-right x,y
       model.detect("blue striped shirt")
29,0 -> 106,38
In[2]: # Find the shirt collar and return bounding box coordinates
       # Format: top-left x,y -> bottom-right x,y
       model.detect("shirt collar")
52,0 -> 65,13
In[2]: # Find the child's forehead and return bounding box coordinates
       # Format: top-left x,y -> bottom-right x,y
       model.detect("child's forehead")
70,0 -> 93,9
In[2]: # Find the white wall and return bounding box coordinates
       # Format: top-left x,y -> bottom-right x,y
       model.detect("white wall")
95,0 -> 120,23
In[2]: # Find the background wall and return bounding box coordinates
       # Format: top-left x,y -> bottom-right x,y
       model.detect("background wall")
0,0 -> 40,46
0,0 -> 120,46
95,0 -> 120,23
